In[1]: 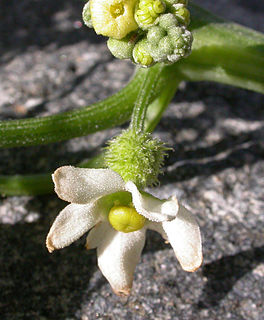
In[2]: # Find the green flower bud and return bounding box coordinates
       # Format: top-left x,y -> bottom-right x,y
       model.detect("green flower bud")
158,36 -> 174,55
107,33 -> 139,59
167,26 -> 192,62
135,0 -> 166,29
82,1 -> 93,28
105,129 -> 168,188
132,39 -> 154,67
158,13 -> 178,30
167,25 -> 182,42
108,205 -> 146,233
145,14 -> 192,63
147,25 -> 166,44
148,45 -> 166,62
172,4 -> 190,25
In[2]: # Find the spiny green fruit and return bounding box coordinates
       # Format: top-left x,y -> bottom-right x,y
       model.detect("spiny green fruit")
105,129 -> 168,188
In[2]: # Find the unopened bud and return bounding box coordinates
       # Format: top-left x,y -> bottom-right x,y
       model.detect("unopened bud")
107,33 -> 139,59
135,0 -> 166,29
133,39 -> 154,67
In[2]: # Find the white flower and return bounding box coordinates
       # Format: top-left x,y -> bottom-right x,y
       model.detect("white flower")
46,166 -> 202,296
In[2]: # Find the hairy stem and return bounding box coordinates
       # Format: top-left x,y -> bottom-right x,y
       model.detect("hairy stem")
130,64 -> 163,132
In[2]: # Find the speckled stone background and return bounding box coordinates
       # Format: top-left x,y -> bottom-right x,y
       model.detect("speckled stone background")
0,0 -> 264,319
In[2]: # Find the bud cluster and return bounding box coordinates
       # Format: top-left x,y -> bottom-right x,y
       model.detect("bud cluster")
83,0 -> 192,67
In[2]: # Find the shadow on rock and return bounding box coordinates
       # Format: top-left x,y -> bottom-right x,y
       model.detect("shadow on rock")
0,141 -> 104,176
0,195 -> 102,319
235,0 -> 264,13
0,0 -> 104,64
197,246 -> 264,309
161,129 -> 264,184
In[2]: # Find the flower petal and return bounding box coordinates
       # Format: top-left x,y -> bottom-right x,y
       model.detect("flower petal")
162,204 -> 203,272
85,221 -> 110,250
46,202 -> 102,253
52,166 -> 125,204
147,221 -> 168,240
125,181 -> 179,222
97,223 -> 146,296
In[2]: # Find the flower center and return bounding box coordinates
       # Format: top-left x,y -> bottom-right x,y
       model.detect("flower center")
110,3 -> 125,18
108,205 -> 146,233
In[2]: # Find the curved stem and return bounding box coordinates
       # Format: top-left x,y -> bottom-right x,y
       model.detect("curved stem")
0,4 -> 263,149
0,153 -> 106,196
130,64 -> 163,133
145,77 -> 181,133
0,64 -> 171,149
0,79 -> 179,196
176,3 -> 264,93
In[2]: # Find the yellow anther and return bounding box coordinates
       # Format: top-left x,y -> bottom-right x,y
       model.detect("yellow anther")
110,3 -> 125,18
108,205 -> 146,233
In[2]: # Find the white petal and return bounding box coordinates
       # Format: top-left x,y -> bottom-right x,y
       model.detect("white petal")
162,204 -> 203,272
125,181 -> 179,222
52,166 -> 125,204
46,202 -> 101,252
85,221 -> 110,250
97,223 -> 146,296
147,221 -> 168,240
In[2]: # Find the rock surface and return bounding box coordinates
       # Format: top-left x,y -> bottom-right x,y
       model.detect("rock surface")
0,0 -> 264,319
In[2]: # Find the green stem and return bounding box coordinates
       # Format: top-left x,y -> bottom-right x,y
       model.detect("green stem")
0,4 -> 263,148
0,77 -> 179,196
175,3 -> 264,93
130,64 -> 163,133
0,174 -> 54,197
0,64 -> 171,149
0,153 -> 106,196
145,77 -> 181,133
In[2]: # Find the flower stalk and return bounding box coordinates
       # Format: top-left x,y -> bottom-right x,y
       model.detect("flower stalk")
130,63 -> 164,133
0,4 -> 263,149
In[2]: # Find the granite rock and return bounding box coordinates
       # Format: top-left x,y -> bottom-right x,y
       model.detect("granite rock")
0,0 -> 264,319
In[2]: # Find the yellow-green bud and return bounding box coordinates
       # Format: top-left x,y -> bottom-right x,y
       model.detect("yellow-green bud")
108,205 -> 146,233
159,36 -> 174,55
90,0 -> 138,39
133,39 -> 154,67
163,0 -> 188,11
147,14 -> 193,63
107,33 -> 138,59
172,4 -> 190,25
159,13 -> 178,30
147,25 -> 166,44
135,0 -> 166,29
